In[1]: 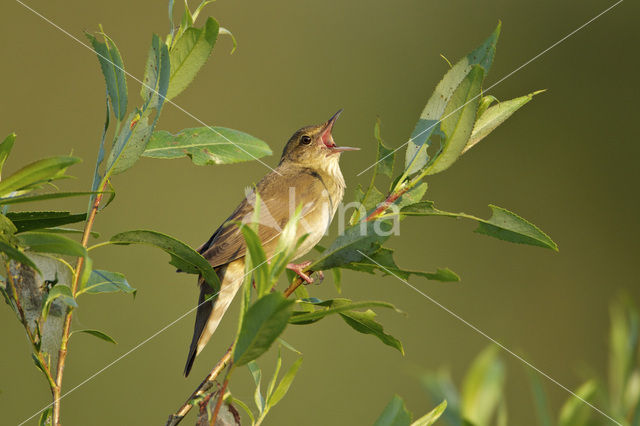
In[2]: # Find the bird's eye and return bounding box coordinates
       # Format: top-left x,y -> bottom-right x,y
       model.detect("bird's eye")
301,135 -> 312,145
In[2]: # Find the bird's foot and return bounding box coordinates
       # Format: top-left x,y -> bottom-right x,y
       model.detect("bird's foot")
286,261 -> 314,284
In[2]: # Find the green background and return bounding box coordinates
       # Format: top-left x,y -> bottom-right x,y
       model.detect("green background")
1,0 -> 638,424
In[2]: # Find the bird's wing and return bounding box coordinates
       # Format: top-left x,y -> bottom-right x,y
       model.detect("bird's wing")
199,169 -> 327,268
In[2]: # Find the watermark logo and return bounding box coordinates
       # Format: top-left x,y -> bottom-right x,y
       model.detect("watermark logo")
238,186 -> 401,238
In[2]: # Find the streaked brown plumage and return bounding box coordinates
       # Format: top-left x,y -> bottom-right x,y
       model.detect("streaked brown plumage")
184,110 -> 358,376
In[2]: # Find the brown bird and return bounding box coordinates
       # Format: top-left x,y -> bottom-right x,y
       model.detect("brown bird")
184,110 -> 358,376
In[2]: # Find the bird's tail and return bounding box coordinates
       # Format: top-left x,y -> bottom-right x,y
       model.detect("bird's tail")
184,260 -> 244,377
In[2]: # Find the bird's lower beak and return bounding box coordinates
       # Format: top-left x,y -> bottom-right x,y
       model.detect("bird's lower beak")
320,109 -> 360,155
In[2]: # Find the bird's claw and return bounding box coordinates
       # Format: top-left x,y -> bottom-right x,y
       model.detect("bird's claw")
286,261 -> 317,284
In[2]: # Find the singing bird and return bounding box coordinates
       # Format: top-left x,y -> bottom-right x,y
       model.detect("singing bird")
184,110 -> 358,376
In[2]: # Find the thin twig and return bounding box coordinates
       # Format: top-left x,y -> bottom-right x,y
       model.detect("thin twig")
209,363 -> 231,425
52,185 -> 106,426
167,274 -> 306,425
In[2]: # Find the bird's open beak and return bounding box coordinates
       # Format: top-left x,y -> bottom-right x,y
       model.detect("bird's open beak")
320,109 -> 360,154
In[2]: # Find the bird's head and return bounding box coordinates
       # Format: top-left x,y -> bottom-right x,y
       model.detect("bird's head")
280,109 -> 359,170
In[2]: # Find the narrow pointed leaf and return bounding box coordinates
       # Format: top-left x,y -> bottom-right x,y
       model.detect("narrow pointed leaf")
412,400 -> 448,426
405,23 -> 500,174
77,269 -> 136,296
0,133 -> 16,176
248,361 -> 265,413
311,220 -> 393,270
0,156 -> 81,197
0,191 -> 104,206
0,239 -> 39,271
398,202 -> 558,251
71,329 -> 117,344
374,395 -> 411,426
268,356 -> 303,407
463,90 -> 544,154
6,211 -> 86,233
425,65 -> 484,175
86,32 -> 128,121
340,247 -> 459,282
166,17 -> 219,100
109,230 -> 220,290
340,309 -> 404,354
234,292 -> 294,366
17,232 -> 87,258
558,380 -> 597,426
144,127 -> 272,165
289,298 -> 401,325
461,346 -> 505,426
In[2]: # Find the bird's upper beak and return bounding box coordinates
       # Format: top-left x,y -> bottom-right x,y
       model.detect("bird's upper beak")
319,109 -> 360,154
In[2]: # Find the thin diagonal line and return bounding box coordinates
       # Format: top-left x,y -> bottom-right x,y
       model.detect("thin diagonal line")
15,0 -> 281,176
357,0 -> 624,177
356,249 -> 622,425
17,253 -> 274,426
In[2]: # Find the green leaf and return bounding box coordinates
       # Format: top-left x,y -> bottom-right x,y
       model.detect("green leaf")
420,370 -> 462,426
476,95 -> 498,119
0,133 -> 16,177
166,17 -> 219,100
0,191 -> 104,206
463,90 -> 544,155
43,284 -> 77,320
608,297 -> 639,418
0,156 -> 81,198
144,127 -> 272,165
461,346 -> 505,426
340,309 -> 404,354
558,380 -> 597,426
527,369 -> 553,426
374,395 -> 411,426
77,269 -> 136,296
140,34 -> 171,108
311,220 -> 393,271
265,349 -> 283,404
289,298 -> 401,325
86,32 -> 128,121
109,230 -> 220,290
396,202 -> 558,251
248,361 -> 265,413
239,223 -> 270,297
340,247 -> 460,282
268,356 -> 303,407
412,400 -> 448,426
405,23 -> 500,175
107,34 -> 170,176
269,205 -> 306,280
17,232 -> 87,258
6,211 -> 86,233
234,292 -> 294,366
425,65 -> 484,175
475,205 -> 558,251
38,407 -> 51,426
228,396 -> 255,424
71,329 -> 117,344
0,239 -> 39,272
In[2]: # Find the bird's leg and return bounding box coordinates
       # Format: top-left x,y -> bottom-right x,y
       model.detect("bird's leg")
286,260 -> 314,284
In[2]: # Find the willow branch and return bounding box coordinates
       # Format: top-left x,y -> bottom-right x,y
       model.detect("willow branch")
52,185 -> 106,426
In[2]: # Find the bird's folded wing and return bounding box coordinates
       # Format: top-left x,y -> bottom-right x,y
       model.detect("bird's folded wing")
199,170 -> 325,268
